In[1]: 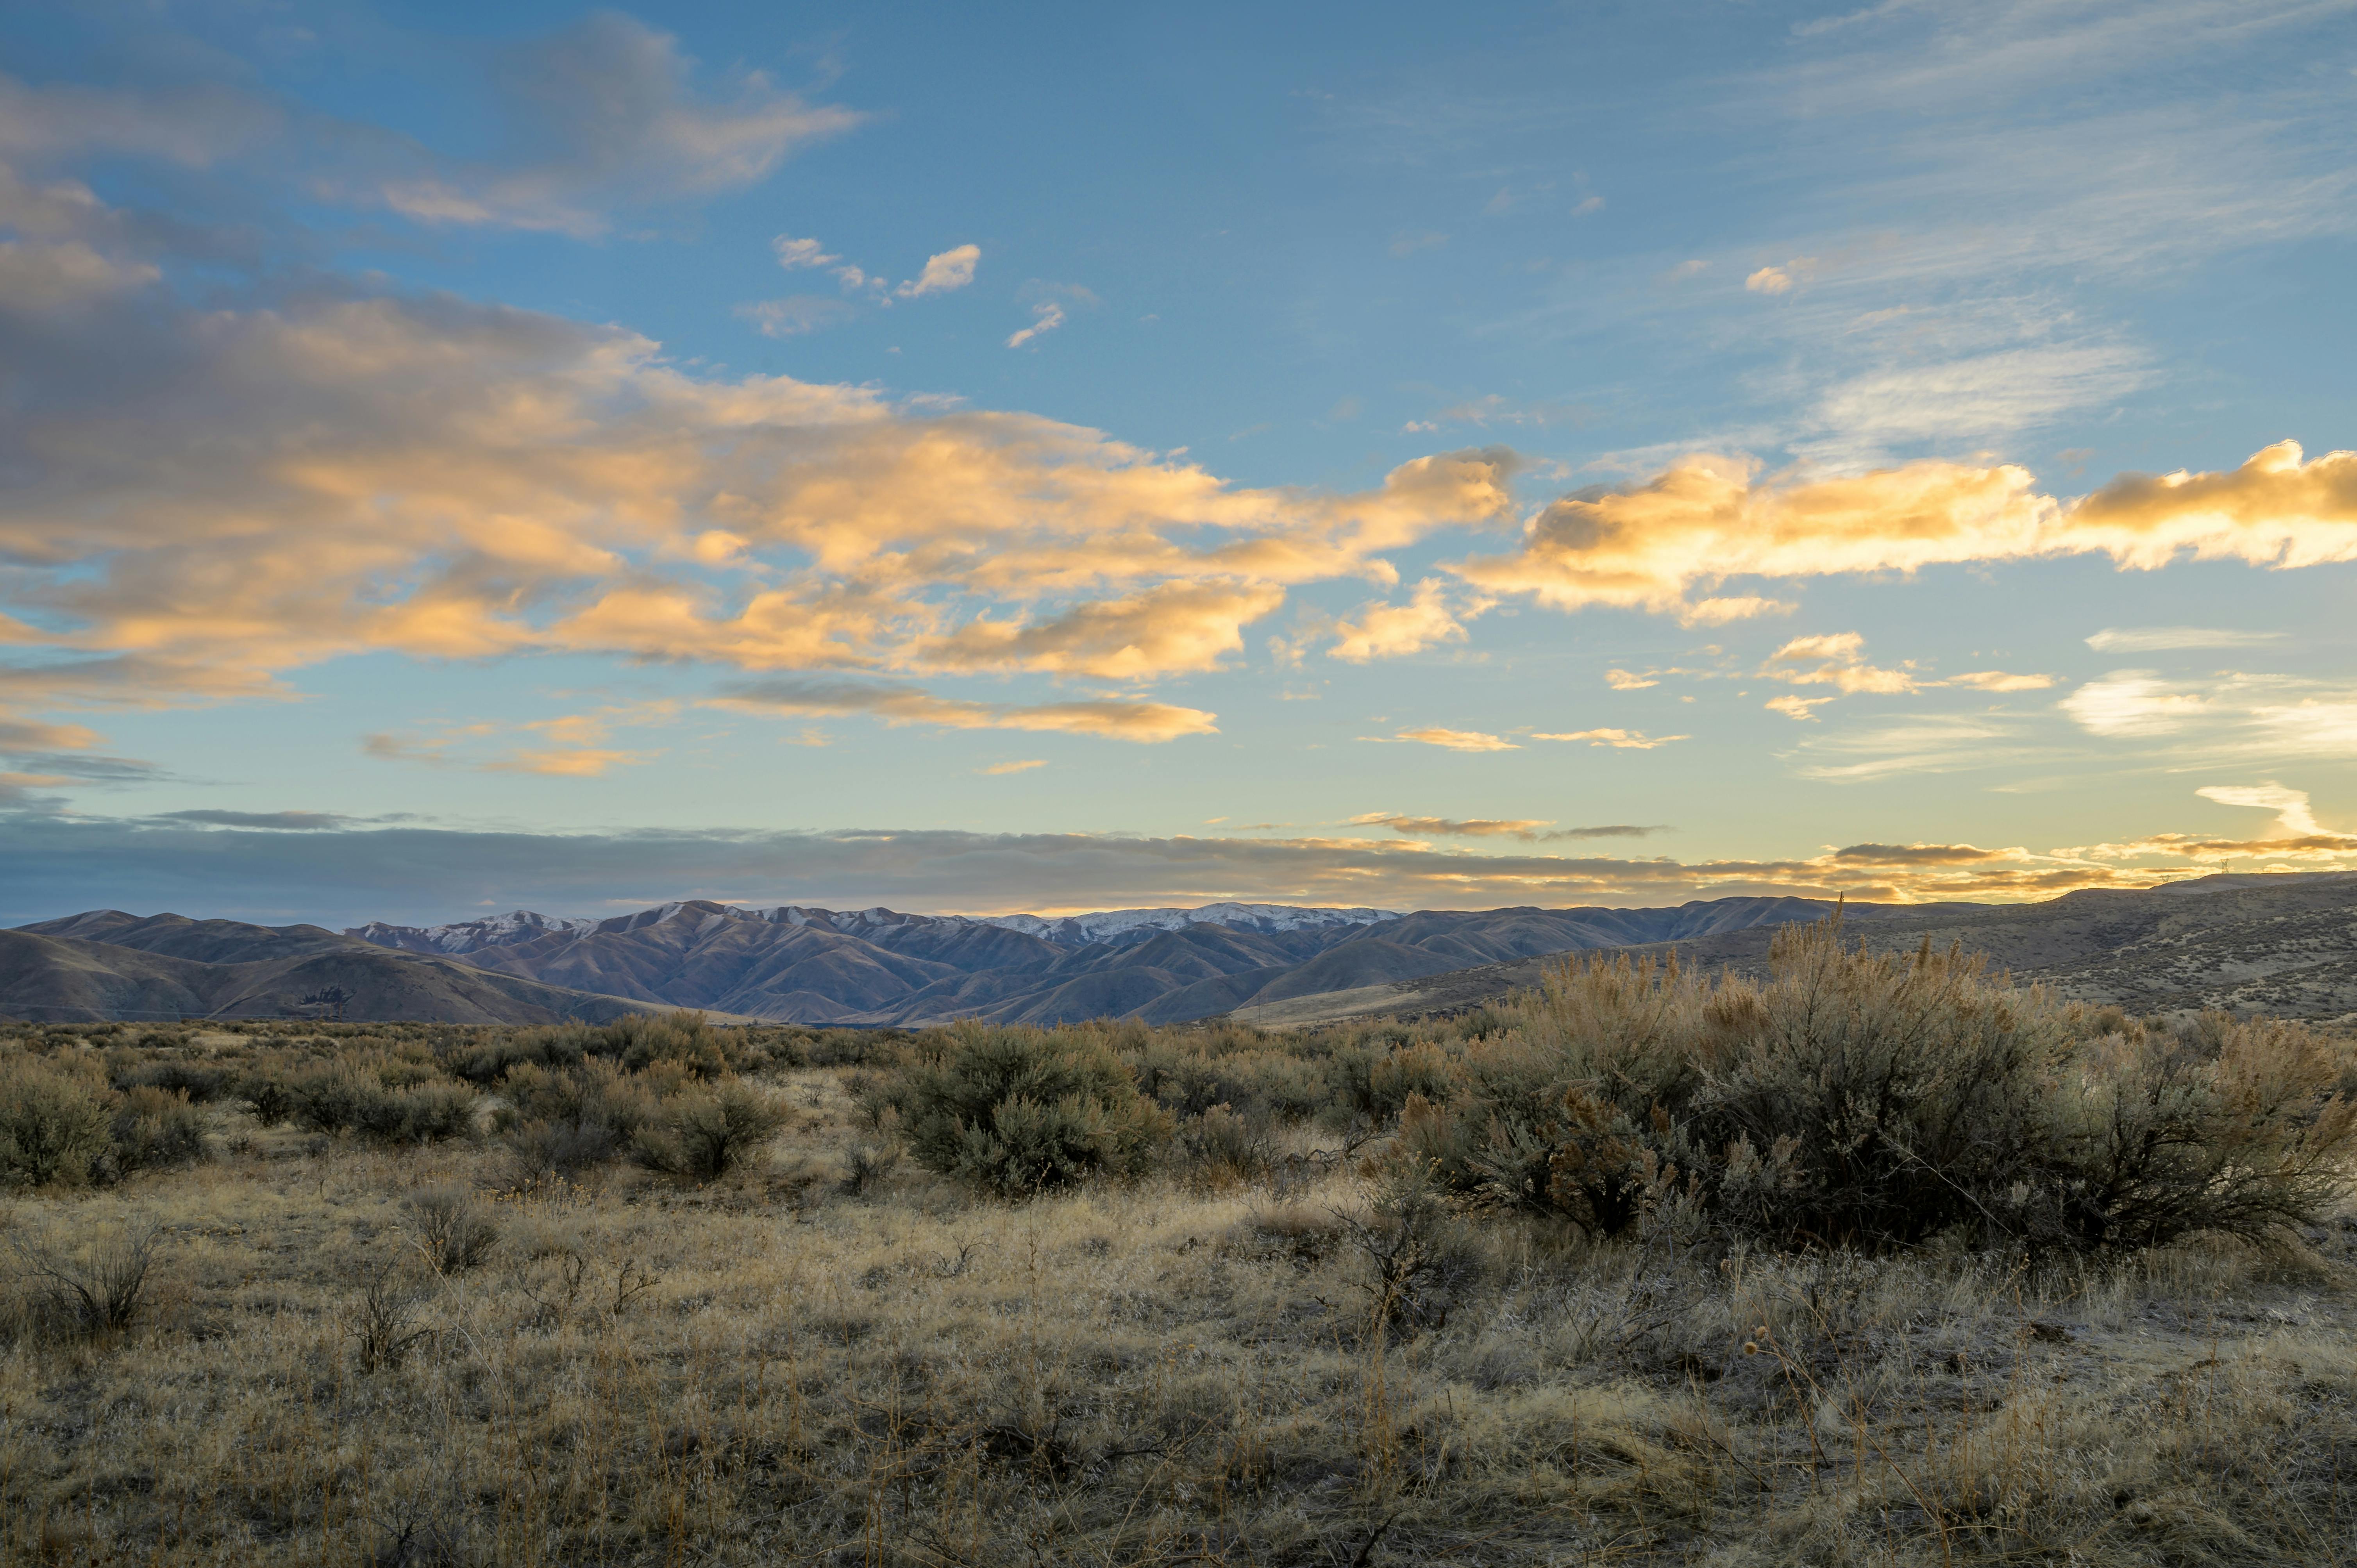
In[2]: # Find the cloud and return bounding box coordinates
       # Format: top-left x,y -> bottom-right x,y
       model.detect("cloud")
1787,714 -> 2025,779
2085,626 -> 2290,652
1455,441 -> 2357,624
1350,813 -> 1552,840
0,814 -> 2223,930
1766,695 -> 1836,720
897,243 -> 979,298
1944,670 -> 2053,691
1415,395 -> 1592,431
158,809 -> 354,831
772,234 -> 839,270
483,747 -> 655,777
1826,842 -> 2013,866
1526,728 -> 1688,749
1007,302 -> 1065,348
365,14 -> 863,236
2196,782 -> 2321,838
916,584 -> 1285,678
714,678 -> 1217,743
738,295 -> 856,336
1605,669 -> 1657,690
1746,261 -> 1813,294
1660,259 -> 1709,282
979,759 -> 1046,775
1680,595 -> 1795,626
1376,727 -> 1519,752
1765,631 -> 1917,694
2059,671 -> 2212,737
1327,580 -> 1484,662
0,186 -> 1523,752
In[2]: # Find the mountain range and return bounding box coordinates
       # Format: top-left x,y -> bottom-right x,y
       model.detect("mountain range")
7,894 -> 1898,1025
1249,872 -> 2357,1029
7,875 -> 2350,1027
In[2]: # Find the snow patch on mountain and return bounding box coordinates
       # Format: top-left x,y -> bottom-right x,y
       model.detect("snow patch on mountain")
979,903 -> 1399,943
347,909 -> 600,954
352,900 -> 1398,955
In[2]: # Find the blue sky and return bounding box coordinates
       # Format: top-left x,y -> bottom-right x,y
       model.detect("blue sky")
2,0 -> 2354,926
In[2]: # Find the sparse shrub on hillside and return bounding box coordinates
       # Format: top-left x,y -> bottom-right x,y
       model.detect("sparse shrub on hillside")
240,1070 -> 297,1129
0,1062 -> 115,1188
636,1084 -> 787,1181
884,1024 -> 1171,1197
1174,1102 -> 1273,1187
402,1186 -> 499,1275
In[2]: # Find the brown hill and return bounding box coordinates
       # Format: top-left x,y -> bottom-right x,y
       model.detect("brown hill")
0,923 -> 690,1025
1246,872 -> 2357,1028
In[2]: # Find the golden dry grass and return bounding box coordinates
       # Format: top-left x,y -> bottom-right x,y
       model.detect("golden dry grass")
5,1041 -> 2357,1567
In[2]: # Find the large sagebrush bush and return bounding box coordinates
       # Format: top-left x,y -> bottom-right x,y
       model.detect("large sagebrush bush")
110,1085 -> 209,1175
1399,918 -> 2357,1252
636,1083 -> 787,1181
0,1062 -> 115,1188
883,1024 -> 1171,1197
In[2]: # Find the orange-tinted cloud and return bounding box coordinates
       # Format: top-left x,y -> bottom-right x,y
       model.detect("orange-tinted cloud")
1375,727 -> 1520,752
712,678 -> 1217,742
1327,579 -> 1485,662
1453,441 -> 2357,622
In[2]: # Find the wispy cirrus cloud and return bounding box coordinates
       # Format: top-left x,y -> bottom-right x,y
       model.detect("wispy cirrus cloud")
712,678 -> 1217,743
1526,728 -> 1689,749
1349,813 -> 1666,842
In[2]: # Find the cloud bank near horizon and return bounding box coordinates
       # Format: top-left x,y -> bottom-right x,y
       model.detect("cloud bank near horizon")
5,801 -> 2350,931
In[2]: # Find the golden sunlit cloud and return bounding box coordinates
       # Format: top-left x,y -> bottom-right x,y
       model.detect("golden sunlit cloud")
1349,813 -> 1553,839
711,679 -> 1217,742
1375,727 -> 1521,752
1452,441 -> 2357,623
1327,579 -> 1487,662
979,759 -> 1047,775
1528,728 -> 1689,748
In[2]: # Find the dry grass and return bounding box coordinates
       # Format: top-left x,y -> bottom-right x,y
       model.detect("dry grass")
2,1017 -> 2356,1565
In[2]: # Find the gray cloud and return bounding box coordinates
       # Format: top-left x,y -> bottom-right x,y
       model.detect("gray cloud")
157,810 -> 357,831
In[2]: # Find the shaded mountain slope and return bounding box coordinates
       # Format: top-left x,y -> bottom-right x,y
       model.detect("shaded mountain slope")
0,923 -> 692,1025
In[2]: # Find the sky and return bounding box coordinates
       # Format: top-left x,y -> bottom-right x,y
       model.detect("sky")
2,0 -> 2355,928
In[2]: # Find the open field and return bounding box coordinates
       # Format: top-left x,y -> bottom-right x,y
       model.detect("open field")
7,925 -> 2357,1566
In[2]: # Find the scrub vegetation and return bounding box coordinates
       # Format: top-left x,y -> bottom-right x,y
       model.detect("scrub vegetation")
5,918 -> 2357,1565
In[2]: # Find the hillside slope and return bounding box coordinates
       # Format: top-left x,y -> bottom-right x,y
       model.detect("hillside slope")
0,922 -> 692,1024
1249,873 -> 2357,1027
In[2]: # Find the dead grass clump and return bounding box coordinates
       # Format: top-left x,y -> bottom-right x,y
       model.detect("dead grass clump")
6,1222 -> 160,1339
